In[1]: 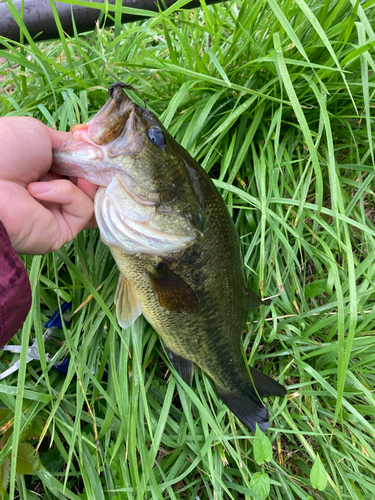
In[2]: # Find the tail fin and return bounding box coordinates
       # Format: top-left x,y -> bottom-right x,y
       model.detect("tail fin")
216,370 -> 286,432
216,385 -> 270,431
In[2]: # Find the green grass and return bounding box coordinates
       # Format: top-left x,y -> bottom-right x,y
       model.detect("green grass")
1,0 -> 375,498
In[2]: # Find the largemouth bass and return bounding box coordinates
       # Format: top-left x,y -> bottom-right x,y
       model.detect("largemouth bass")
52,83 -> 286,431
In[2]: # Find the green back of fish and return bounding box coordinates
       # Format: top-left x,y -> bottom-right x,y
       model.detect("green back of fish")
111,147 -> 252,391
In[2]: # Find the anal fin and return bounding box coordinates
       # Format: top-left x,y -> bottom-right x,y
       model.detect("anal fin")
164,343 -> 194,386
114,273 -> 142,329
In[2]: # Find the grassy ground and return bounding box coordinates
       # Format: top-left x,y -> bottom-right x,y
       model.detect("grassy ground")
1,0 -> 375,498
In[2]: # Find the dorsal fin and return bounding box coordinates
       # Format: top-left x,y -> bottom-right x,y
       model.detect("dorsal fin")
246,287 -> 270,312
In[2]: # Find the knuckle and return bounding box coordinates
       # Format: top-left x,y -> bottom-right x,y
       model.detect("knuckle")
60,179 -> 76,195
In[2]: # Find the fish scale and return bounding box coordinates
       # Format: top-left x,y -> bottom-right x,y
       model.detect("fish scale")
110,167 -> 247,389
52,82 -> 287,431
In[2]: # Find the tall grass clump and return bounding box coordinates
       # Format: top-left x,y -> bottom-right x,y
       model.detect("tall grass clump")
1,0 -> 375,498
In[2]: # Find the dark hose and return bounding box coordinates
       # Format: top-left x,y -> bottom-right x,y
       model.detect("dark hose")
0,0 -> 224,48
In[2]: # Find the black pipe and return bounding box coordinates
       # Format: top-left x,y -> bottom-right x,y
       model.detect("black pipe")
0,0 -> 223,48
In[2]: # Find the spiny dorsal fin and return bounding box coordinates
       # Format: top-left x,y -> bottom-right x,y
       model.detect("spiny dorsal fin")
115,273 -> 142,328
163,343 -> 195,387
149,262 -> 198,313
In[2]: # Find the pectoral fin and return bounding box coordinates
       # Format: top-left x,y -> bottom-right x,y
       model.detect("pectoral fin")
114,273 -> 142,328
164,343 -> 194,386
149,262 -> 198,313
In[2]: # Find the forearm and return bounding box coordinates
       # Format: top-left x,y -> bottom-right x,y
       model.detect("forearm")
0,221 -> 32,347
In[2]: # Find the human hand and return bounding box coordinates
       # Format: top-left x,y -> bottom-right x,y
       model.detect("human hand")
0,117 -> 98,255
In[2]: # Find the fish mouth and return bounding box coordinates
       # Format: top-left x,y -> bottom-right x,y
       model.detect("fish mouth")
52,84 -> 206,255
52,90 -> 143,187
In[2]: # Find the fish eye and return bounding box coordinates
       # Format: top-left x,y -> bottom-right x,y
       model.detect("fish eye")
148,127 -> 165,148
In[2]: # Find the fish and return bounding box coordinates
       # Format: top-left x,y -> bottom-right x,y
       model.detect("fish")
52,82 -> 287,432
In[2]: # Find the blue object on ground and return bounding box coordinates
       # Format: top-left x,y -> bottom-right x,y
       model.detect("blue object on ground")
45,301 -> 72,329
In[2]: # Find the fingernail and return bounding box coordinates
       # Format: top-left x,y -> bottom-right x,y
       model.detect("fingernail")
29,182 -> 53,193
